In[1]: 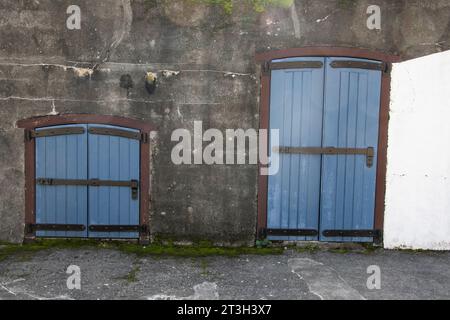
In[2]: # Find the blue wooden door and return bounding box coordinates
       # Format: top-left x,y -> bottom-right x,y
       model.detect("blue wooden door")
267,57 -> 325,241
35,125 -> 88,238
319,58 -> 382,242
87,125 -> 140,239
35,124 -> 140,239
267,57 -> 382,242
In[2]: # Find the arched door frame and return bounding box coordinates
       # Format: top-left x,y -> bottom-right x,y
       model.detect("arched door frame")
255,47 -> 401,243
17,114 -> 155,244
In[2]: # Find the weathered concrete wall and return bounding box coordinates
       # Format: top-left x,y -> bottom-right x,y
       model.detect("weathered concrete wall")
385,50 -> 450,250
0,0 -> 449,244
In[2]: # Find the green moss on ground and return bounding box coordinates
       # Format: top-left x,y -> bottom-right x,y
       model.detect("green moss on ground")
294,244 -> 321,254
0,239 -> 283,262
195,0 -> 294,14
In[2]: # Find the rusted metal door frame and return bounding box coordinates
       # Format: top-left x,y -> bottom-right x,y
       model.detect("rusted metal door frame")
255,47 -> 401,244
17,114 -> 154,244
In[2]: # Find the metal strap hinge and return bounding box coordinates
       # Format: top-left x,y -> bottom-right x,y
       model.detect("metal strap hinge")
89,225 -> 149,233
275,146 -> 375,168
25,127 -> 85,141
322,229 -> 383,241
330,60 -> 389,73
264,229 -> 319,237
27,224 -> 86,232
262,61 -> 324,75
141,132 -> 149,144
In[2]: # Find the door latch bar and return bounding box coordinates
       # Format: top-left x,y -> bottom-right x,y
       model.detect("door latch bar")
36,178 -> 139,200
275,146 -> 375,168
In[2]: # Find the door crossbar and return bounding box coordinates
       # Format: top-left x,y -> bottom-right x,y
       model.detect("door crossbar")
36,178 -> 139,200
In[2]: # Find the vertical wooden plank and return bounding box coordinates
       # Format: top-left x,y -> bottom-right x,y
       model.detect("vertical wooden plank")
54,135 -> 67,237
267,70 -> 285,240
352,74 -> 369,242
35,133 -> 46,237
342,73 -> 359,239
119,137 -> 130,231
303,69 -> 323,241
289,72 -> 302,241
109,136 -> 120,238
129,137 -> 140,229
280,72 -> 293,233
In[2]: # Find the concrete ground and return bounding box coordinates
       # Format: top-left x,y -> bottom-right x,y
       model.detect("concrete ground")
0,247 -> 449,300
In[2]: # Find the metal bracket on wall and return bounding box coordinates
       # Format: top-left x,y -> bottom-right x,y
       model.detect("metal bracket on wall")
275,146 -> 375,168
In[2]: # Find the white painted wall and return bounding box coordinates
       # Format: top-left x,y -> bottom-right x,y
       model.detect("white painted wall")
384,50 -> 450,250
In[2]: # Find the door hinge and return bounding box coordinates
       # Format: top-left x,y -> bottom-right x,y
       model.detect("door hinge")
89,224 -> 149,233
88,127 -> 144,141
27,224 -> 86,232
25,127 -> 85,141
265,229 -> 319,237
382,62 -> 391,74
261,61 -> 270,76
322,229 -> 383,241
25,129 -> 33,142
141,132 -> 149,144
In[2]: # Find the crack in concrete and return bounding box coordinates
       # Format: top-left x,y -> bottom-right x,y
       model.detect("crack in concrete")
145,282 -> 219,300
288,258 -> 366,300
0,61 -> 254,77
290,2 -> 301,39
0,96 -> 222,105
95,0 -> 133,67
0,278 -> 73,300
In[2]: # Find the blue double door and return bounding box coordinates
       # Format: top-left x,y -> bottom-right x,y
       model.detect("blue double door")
267,57 -> 382,242
35,124 -> 140,239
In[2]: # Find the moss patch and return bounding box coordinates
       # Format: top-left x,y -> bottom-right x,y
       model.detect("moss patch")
0,239 -> 283,262
195,0 -> 294,14
116,241 -> 283,257
294,244 -> 321,254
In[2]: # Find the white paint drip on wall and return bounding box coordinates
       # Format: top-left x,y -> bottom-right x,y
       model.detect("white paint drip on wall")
384,50 -> 450,250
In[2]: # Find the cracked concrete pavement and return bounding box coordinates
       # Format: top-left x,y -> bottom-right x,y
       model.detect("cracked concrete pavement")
0,248 -> 449,300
